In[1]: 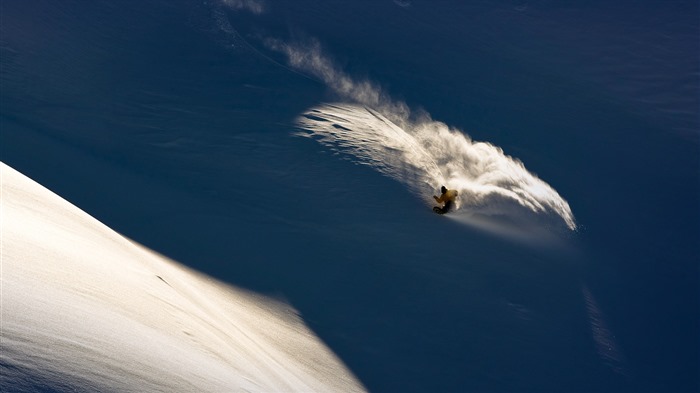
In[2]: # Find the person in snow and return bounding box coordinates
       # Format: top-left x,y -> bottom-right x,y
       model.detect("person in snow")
433,186 -> 458,214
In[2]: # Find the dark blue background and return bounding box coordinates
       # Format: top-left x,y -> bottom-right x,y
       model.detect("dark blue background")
2,1 -> 698,391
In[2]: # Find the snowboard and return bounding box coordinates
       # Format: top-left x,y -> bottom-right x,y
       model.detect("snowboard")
433,206 -> 446,215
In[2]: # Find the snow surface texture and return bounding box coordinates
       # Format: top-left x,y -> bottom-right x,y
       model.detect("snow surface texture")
0,162 -> 365,393
268,39 -> 577,233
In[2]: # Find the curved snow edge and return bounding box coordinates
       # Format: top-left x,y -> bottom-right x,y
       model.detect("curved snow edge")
0,162 -> 365,393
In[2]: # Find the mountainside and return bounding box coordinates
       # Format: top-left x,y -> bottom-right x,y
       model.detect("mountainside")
1,1 -> 698,392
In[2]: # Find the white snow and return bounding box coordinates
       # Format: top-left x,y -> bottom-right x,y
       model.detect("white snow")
295,103 -> 577,232
265,38 -> 576,232
0,162 -> 365,392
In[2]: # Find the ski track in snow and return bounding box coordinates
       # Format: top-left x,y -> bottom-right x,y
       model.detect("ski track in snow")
0,162 -> 365,393
581,285 -> 629,377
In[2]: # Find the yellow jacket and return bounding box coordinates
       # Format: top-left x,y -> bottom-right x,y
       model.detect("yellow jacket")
434,189 -> 458,204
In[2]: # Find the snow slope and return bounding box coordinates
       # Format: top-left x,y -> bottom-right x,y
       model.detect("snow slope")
0,162 -> 364,393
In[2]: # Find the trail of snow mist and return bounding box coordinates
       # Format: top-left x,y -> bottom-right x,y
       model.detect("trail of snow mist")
221,0 -> 266,14
268,39 -> 577,231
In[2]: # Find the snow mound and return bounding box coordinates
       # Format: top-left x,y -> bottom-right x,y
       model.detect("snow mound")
0,162 -> 364,393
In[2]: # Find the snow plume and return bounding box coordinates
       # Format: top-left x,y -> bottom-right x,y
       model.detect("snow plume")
221,0 -> 266,14
269,39 -> 577,232
266,38 -> 410,119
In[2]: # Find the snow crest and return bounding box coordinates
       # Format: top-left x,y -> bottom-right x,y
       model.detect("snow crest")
0,162 -> 364,393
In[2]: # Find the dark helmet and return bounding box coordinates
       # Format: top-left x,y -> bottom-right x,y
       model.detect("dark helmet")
441,186 -> 447,194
